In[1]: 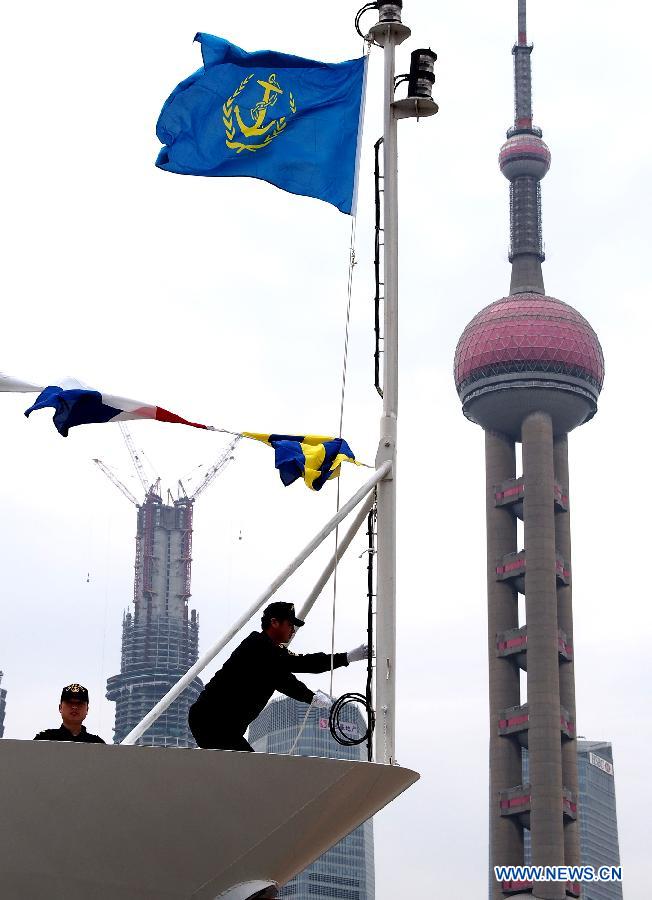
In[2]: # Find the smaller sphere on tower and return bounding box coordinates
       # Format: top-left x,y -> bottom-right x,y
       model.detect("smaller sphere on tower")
499,133 -> 551,181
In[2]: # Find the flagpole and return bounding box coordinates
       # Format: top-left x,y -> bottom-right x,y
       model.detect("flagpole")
369,6 -> 410,767
367,2 -> 438,765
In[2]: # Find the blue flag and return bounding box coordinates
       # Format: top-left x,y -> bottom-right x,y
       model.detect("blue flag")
156,34 -> 367,214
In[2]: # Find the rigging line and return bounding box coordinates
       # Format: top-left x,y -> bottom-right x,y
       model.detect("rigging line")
330,212 -> 358,695
328,26 -> 365,672
329,477 -> 341,697
338,215 -> 358,439
287,694 -> 317,756
336,16 -> 368,442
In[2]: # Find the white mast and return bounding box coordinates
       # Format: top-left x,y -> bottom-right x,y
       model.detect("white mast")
368,2 -> 438,764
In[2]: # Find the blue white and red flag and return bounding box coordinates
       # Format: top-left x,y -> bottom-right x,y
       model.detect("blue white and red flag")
0,374 -> 214,437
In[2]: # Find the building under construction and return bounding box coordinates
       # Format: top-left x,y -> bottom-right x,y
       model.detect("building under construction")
106,490 -> 203,746
103,430 -> 237,747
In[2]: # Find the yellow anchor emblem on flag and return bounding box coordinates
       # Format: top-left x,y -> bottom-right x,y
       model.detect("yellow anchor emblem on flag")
223,73 -> 297,153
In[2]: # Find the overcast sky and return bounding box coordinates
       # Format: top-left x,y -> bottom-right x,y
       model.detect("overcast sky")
1,0 -> 650,896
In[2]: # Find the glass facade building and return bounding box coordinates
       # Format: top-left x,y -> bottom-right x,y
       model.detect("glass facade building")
575,741 -> 623,900
249,696 -> 375,900
521,742 -> 623,900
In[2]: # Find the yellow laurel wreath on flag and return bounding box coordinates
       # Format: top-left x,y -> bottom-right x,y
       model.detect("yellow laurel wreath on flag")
222,74 -> 253,143
223,76 -> 297,153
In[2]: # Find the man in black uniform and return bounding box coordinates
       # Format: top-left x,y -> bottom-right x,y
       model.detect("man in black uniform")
188,601 -> 367,751
33,683 -> 105,743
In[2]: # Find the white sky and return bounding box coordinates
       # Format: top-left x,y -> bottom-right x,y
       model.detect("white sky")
1,0 -> 650,896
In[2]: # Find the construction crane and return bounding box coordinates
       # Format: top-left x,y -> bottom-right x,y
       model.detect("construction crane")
178,436 -> 241,502
94,435 -> 239,508
93,459 -> 140,507
119,423 -> 150,496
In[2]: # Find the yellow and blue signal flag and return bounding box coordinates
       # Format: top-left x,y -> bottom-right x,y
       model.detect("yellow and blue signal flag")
243,433 -> 359,491
156,34 -> 367,214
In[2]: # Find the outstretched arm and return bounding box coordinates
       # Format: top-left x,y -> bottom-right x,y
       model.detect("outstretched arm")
284,649 -> 348,674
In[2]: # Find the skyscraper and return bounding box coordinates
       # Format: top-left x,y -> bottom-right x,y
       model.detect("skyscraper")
453,2 -> 604,897
576,741 -> 623,900
106,491 -> 203,746
0,672 -> 6,738
522,742 -> 623,899
249,697 -> 375,900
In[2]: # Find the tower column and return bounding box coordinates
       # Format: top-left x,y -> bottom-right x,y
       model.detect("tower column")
554,435 -> 581,871
522,411 -> 565,898
510,252 -> 544,295
485,430 -> 522,899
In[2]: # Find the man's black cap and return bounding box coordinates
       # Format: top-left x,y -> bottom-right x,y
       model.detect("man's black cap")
60,683 -> 89,704
262,602 -> 305,628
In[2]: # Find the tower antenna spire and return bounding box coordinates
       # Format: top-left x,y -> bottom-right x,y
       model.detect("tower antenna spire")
513,0 -> 533,132
518,0 -> 527,44
499,0 -> 550,294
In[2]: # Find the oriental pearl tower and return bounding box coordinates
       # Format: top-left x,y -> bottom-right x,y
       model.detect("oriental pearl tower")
453,2 -> 604,898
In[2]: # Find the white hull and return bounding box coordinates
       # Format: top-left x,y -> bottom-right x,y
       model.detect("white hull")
0,739 -> 418,899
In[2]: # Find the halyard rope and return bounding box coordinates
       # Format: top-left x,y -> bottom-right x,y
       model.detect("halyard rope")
330,214 -> 358,695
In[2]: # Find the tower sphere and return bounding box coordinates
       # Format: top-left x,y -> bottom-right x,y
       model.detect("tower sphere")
454,293 -> 604,438
499,133 -> 551,181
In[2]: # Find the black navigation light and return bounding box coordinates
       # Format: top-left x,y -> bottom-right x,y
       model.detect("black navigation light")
377,1 -> 404,25
364,0 -> 410,47
407,48 -> 437,100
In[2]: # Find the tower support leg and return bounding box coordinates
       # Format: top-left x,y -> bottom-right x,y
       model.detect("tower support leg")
554,435 -> 581,871
485,431 -> 523,899
522,412 -> 565,899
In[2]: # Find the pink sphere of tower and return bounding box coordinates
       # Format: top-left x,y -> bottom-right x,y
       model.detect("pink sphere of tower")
499,133 -> 551,181
454,293 -> 604,438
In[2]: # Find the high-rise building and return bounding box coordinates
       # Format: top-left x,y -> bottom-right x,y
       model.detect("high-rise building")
249,697 -> 375,900
106,491 -> 203,746
576,741 -> 623,900
453,2 -> 604,897
522,743 -> 623,899
0,672 -> 6,738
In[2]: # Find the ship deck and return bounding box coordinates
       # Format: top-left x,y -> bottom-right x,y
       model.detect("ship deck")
0,739 -> 418,899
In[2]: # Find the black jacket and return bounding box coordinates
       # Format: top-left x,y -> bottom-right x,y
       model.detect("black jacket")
33,724 -> 105,743
191,630 -> 348,732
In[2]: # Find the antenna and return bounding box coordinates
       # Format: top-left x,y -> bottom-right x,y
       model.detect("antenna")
511,0 -> 535,134
518,0 -> 527,44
